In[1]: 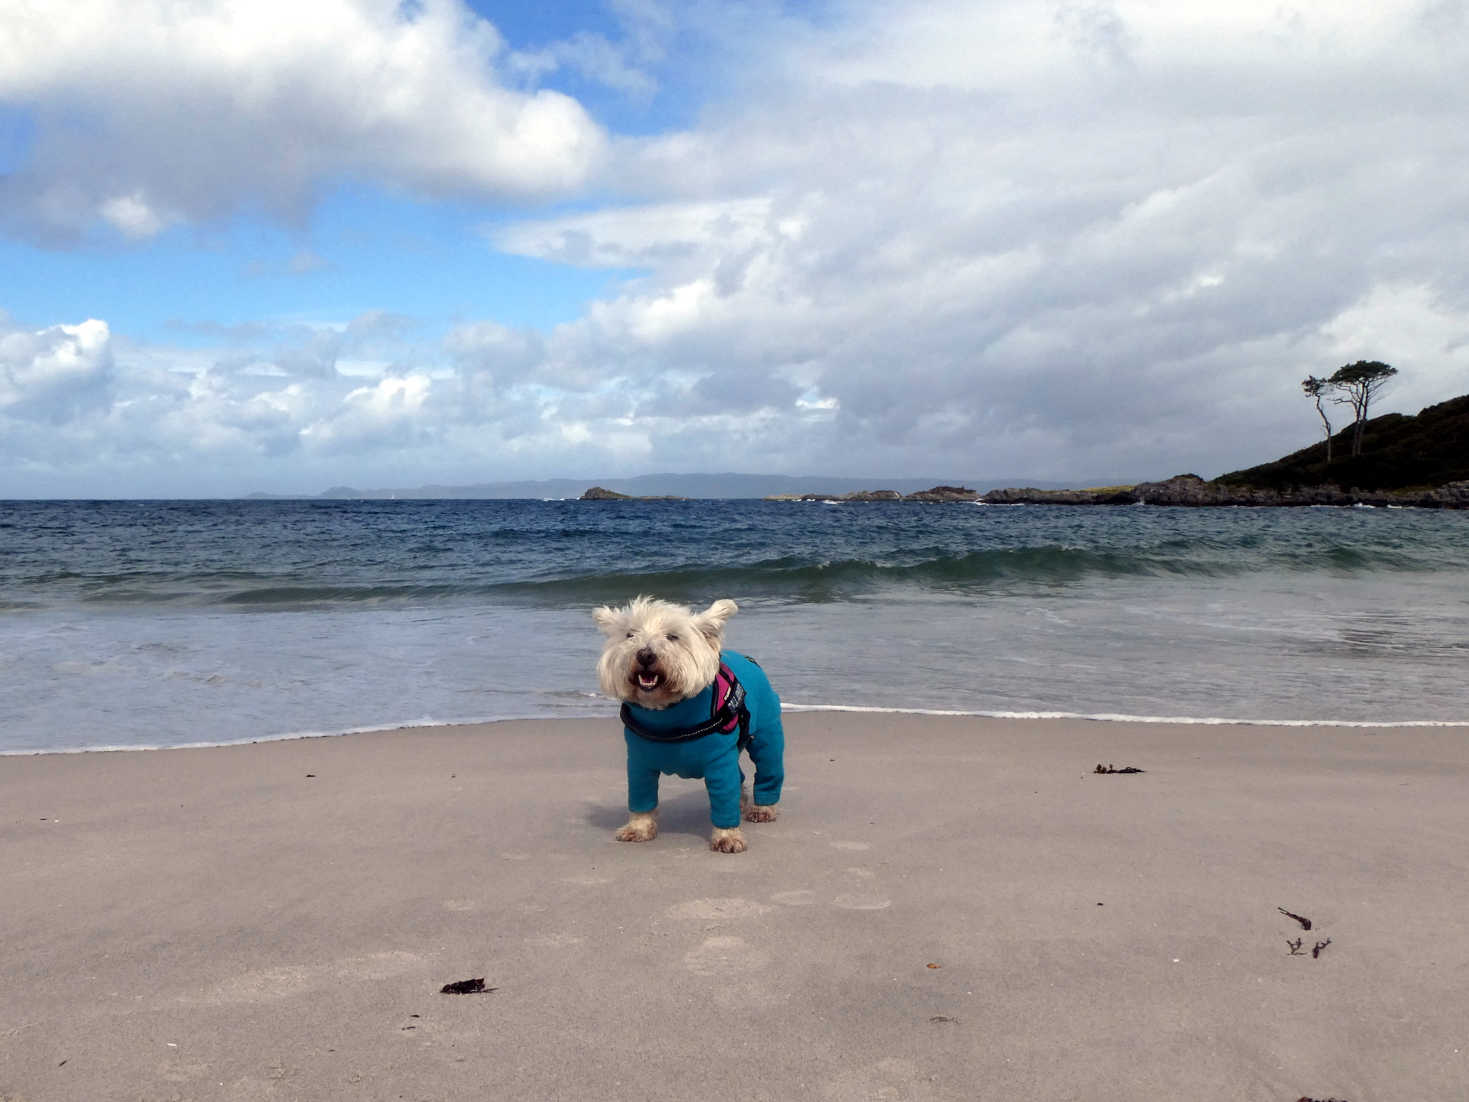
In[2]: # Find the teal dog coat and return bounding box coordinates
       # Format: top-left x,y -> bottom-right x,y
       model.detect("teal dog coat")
620,650 -> 784,829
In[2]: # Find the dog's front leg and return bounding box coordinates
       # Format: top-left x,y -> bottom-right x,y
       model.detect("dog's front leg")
619,761 -> 660,842
706,760 -> 747,852
709,825 -> 747,853
616,809 -> 658,842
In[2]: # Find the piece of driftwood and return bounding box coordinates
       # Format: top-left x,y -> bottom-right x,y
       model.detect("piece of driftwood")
1287,938 -> 1306,955
1093,763 -> 1144,774
440,978 -> 495,994
1312,938 -> 1332,959
1278,906 -> 1313,930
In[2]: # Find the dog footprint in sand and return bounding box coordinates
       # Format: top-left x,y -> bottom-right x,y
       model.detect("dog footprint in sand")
770,868 -> 892,911
667,897 -> 773,922
770,889 -> 819,906
832,864 -> 890,910
832,894 -> 892,910
525,932 -> 585,949
684,935 -> 770,976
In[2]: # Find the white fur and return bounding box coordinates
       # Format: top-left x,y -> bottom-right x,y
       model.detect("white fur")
593,595 -> 736,710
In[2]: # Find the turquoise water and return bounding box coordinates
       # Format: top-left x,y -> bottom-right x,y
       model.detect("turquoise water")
2,498 -> 1467,752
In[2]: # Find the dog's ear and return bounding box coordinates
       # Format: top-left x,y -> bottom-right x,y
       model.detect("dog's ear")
592,605 -> 623,636
694,598 -> 737,645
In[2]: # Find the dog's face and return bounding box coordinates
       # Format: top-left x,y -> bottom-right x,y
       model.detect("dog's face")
593,596 -> 737,709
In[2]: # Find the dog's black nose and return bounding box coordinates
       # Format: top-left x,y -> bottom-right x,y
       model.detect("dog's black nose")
635,647 -> 657,667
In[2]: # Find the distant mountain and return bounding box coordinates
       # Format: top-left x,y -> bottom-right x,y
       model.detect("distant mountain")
1215,393 -> 1469,491
250,473 -> 1109,500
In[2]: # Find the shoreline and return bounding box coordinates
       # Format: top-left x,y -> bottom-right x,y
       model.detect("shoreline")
5,711 -> 1468,1100
766,477 -> 1469,509
8,704 -> 1469,757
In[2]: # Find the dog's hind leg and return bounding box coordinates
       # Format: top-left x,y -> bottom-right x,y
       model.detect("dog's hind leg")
741,787 -> 779,823
743,721 -> 784,821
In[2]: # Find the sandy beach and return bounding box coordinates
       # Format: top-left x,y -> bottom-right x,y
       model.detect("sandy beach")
3,711 -> 1467,1101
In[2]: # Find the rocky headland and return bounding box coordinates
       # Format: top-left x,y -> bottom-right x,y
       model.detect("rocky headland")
579,486 -> 689,501
766,484 -> 983,503
763,473 -> 1469,508
982,475 -> 1469,508
765,393 -> 1469,509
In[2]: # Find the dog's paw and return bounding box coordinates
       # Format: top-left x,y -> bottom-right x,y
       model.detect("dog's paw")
738,789 -> 771,820
709,826 -> 747,853
615,812 -> 658,842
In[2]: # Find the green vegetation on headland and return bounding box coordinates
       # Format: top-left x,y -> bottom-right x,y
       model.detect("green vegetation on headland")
1215,393 -> 1469,493
1126,392 -> 1469,507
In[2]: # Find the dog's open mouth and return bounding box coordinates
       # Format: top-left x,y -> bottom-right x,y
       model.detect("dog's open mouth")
634,671 -> 664,692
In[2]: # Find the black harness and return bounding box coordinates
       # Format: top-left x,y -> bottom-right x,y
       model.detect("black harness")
620,661 -> 751,748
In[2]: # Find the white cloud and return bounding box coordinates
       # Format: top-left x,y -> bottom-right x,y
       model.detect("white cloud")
1320,284 -> 1469,409
0,312 -> 450,493
0,318 -> 114,421
444,320 -> 548,419
510,31 -> 658,99
301,374 -> 433,451
97,193 -> 169,238
0,0 -> 608,242
492,197 -> 775,271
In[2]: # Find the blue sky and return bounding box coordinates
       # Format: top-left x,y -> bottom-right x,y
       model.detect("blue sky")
2,0 -> 1467,497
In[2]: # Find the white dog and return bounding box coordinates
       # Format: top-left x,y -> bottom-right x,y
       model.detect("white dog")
594,596 -> 785,853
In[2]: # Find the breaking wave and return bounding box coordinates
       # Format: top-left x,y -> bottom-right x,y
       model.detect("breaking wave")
2,495 -> 1461,611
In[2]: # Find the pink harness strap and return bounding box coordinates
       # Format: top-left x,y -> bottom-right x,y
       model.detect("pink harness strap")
711,663 -> 741,733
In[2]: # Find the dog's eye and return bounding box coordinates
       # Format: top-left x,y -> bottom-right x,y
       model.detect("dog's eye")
625,631 -> 635,639
666,633 -> 679,642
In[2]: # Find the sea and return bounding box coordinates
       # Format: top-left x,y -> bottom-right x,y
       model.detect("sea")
2,497 -> 1467,754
